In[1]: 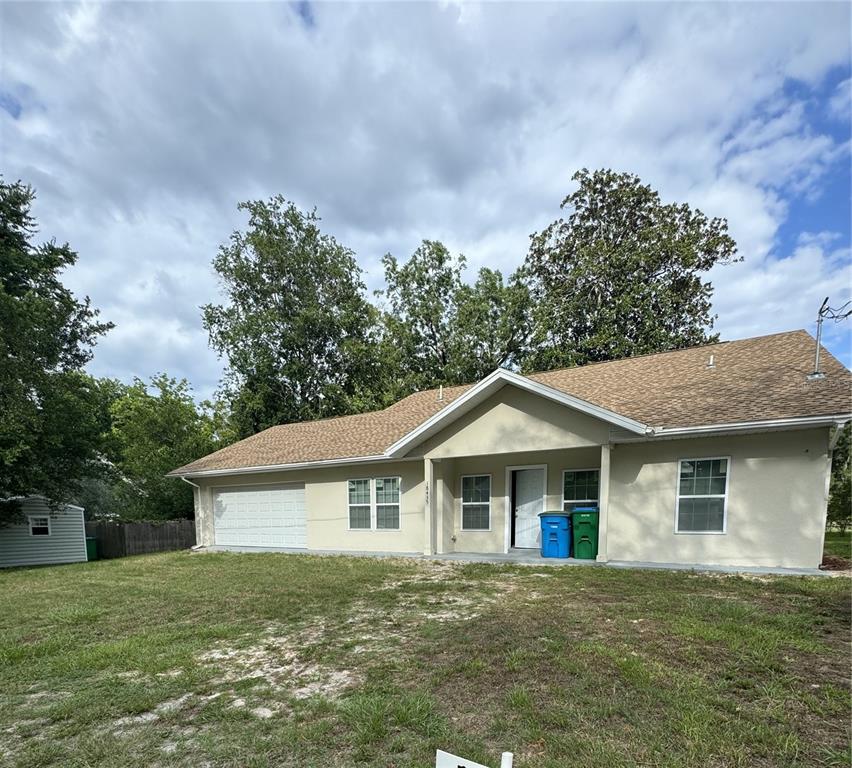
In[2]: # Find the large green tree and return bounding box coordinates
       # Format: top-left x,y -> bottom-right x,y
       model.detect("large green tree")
379,240 -> 465,393
378,240 -> 530,394
828,423 -> 851,535
454,267 -> 531,383
107,375 -> 221,520
203,197 -> 380,437
0,180 -> 112,522
523,168 -> 739,370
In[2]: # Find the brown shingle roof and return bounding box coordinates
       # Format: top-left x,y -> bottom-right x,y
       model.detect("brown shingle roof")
172,330 -> 851,475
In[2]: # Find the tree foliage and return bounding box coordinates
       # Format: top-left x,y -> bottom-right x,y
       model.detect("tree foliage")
378,240 -> 530,395
203,197 -> 380,438
0,180 -> 112,523
523,168 -> 739,370
107,375 -> 221,520
379,240 -> 465,393
454,267 -> 531,383
828,423 -> 851,535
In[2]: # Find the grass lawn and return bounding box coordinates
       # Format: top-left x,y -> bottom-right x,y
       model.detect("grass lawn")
1,553 -> 849,768
824,531 -> 852,561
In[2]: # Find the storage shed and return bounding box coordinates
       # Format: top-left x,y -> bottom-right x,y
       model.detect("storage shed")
0,497 -> 87,568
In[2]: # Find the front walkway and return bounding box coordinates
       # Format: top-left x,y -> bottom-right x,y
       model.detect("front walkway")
199,545 -> 833,577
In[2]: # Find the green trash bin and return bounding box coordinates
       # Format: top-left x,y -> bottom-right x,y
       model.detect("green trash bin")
86,536 -> 99,562
571,507 -> 599,560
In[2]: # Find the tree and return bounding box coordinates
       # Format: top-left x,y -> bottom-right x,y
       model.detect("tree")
454,267 -> 531,383
523,168 -> 739,370
202,197 -> 381,437
378,240 -> 465,394
828,423 -> 851,535
378,241 -> 531,394
0,180 -> 112,523
108,375 -> 220,520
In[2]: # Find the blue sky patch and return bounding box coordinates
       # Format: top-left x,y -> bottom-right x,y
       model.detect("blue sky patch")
0,90 -> 22,119
292,1 -> 314,28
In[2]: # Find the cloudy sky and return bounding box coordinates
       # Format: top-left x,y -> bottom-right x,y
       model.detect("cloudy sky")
2,1 -> 850,401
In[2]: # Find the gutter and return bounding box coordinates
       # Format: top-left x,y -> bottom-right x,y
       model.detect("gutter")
633,413 -> 852,441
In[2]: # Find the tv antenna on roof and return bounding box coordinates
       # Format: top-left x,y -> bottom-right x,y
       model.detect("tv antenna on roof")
808,296 -> 852,379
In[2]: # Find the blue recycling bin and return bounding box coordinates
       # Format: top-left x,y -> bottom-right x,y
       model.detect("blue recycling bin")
538,511 -> 572,558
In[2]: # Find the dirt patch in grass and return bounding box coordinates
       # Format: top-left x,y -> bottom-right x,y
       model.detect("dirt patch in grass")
821,553 -> 851,571
1,552 -> 849,768
199,624 -> 362,702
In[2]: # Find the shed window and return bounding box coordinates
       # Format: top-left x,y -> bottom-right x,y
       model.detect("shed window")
28,516 -> 50,536
676,458 -> 729,533
348,477 -> 401,531
563,470 -> 599,511
461,475 -> 491,530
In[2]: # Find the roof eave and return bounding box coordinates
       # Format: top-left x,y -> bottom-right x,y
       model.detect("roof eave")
617,414 -> 852,442
169,453 -> 418,479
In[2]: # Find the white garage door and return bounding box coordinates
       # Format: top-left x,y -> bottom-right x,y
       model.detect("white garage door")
213,484 -> 306,548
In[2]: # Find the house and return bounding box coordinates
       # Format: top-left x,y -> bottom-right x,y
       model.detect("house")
169,330 -> 851,570
0,497 -> 88,568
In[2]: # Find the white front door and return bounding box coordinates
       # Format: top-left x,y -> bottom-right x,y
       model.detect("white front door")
213,484 -> 307,548
513,468 -> 545,549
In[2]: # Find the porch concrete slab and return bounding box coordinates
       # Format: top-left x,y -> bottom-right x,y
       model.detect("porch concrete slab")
199,545 -> 836,576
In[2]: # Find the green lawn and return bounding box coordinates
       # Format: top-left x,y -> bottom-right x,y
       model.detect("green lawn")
824,531 -> 852,561
1,553 -> 849,768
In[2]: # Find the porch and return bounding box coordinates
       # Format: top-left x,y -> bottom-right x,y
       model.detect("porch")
421,444 -> 611,559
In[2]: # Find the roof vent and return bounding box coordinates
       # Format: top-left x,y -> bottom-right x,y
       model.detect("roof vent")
706,354 -> 715,369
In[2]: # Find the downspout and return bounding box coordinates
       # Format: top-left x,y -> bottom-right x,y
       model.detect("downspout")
180,476 -> 205,550
829,420 -> 849,451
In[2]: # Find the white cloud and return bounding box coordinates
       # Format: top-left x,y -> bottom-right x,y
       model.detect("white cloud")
1,0 -> 850,397
829,77 -> 851,121
711,231 -> 851,348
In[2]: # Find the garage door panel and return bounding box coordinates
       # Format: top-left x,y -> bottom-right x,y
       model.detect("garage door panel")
213,485 -> 306,548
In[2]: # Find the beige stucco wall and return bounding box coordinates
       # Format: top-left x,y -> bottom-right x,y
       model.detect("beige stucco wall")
193,461 -> 425,553
607,428 -> 831,569
187,392 -> 832,569
414,385 -> 610,459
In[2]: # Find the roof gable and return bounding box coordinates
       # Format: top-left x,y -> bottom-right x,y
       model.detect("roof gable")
408,383 -> 616,459
385,369 -> 647,458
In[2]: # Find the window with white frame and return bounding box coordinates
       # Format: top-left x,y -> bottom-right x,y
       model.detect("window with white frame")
461,475 -> 491,530
28,516 -> 50,536
348,477 -> 401,530
676,458 -> 729,533
563,469 -> 599,512
375,477 -> 400,530
348,479 -> 371,529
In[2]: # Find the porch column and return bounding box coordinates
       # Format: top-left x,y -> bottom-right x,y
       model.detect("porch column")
424,458 -> 436,555
434,460 -> 446,555
596,444 -> 611,562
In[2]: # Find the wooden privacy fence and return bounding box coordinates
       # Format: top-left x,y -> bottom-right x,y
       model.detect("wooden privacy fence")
85,520 -> 196,559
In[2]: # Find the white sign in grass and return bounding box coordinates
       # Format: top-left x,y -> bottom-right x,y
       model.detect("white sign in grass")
435,749 -> 513,768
